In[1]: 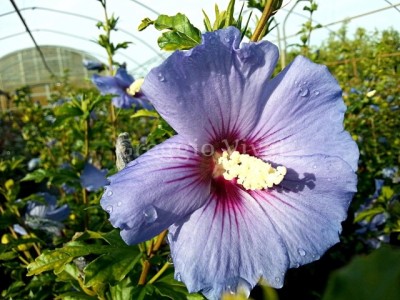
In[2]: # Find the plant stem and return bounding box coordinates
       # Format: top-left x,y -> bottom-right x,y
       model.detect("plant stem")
138,260 -> 151,285
148,262 -> 170,284
101,0 -> 117,140
152,230 -> 167,254
250,0 -> 275,42
137,230 -> 168,285
83,117 -> 90,160
82,189 -> 89,229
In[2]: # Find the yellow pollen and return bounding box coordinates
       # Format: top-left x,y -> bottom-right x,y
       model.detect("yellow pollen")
126,78 -> 144,96
217,151 -> 287,190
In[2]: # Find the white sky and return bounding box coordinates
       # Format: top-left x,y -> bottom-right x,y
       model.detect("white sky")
0,0 -> 399,76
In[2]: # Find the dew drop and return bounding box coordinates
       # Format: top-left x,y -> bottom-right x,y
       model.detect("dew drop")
105,205 -> 113,214
298,248 -> 306,256
176,272 -> 182,281
300,87 -> 309,97
157,72 -> 165,82
314,90 -> 320,96
294,262 -> 300,268
227,285 -> 235,294
313,165 -> 317,169
117,201 -> 122,207
143,205 -> 158,223
224,36 -> 231,43
294,80 -> 299,85
107,190 -> 113,196
275,277 -> 280,283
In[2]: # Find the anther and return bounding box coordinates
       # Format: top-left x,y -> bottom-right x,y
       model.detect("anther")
218,151 -> 286,190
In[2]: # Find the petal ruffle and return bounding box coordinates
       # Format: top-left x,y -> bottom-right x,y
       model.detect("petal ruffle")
92,74 -> 123,95
141,26 -> 279,148
250,154 -> 357,268
168,155 -> 356,299
101,135 -> 210,244
115,67 -> 134,88
112,94 -> 134,109
168,184 -> 289,299
250,55 -> 359,171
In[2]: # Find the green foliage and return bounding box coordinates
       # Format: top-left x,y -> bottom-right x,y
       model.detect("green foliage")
1,0 -> 399,298
139,13 -> 202,51
323,247 -> 400,300
202,0 -> 238,31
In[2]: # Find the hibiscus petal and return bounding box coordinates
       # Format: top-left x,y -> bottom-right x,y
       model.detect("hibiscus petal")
141,26 -> 279,149
250,154 -> 357,268
115,67 -> 134,88
112,94 -> 134,109
251,55 -> 359,171
80,163 -> 108,192
168,154 -> 356,298
92,74 -> 123,95
168,184 -> 290,298
101,135 -> 210,244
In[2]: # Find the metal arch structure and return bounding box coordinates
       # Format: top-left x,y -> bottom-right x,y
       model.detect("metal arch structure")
1,6 -> 164,60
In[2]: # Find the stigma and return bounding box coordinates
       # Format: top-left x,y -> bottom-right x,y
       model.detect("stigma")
126,78 -> 144,96
217,151 -> 286,190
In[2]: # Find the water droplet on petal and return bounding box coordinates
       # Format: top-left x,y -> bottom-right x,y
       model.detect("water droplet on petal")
176,272 -> 182,281
294,262 -> 300,268
117,201 -> 122,207
107,190 -> 113,196
294,80 -> 299,85
313,165 -> 317,169
143,205 -> 158,223
298,248 -> 306,256
300,87 -> 309,97
105,205 -> 113,213
224,36 -> 231,43
314,90 -> 320,96
227,285 -> 235,294
157,72 -> 165,82
275,277 -> 280,283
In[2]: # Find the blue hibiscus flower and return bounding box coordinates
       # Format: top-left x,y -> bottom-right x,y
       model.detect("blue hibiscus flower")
100,27 -> 358,298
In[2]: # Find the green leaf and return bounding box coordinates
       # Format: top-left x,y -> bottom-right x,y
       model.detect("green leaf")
224,0 -> 236,27
202,10 -> 212,32
56,292 -> 97,300
27,249 -> 73,276
354,206 -> 386,223
56,105 -> 83,118
154,13 -> 201,50
84,249 -> 142,287
323,247 -> 400,300
72,229 -> 127,247
131,109 -> 160,119
138,18 -> 154,31
153,273 -> 189,300
0,251 -> 18,261
27,242 -> 111,276
109,276 -> 136,300
21,169 -> 49,183
381,186 -> 394,200
115,41 -> 132,51
132,285 -> 155,300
